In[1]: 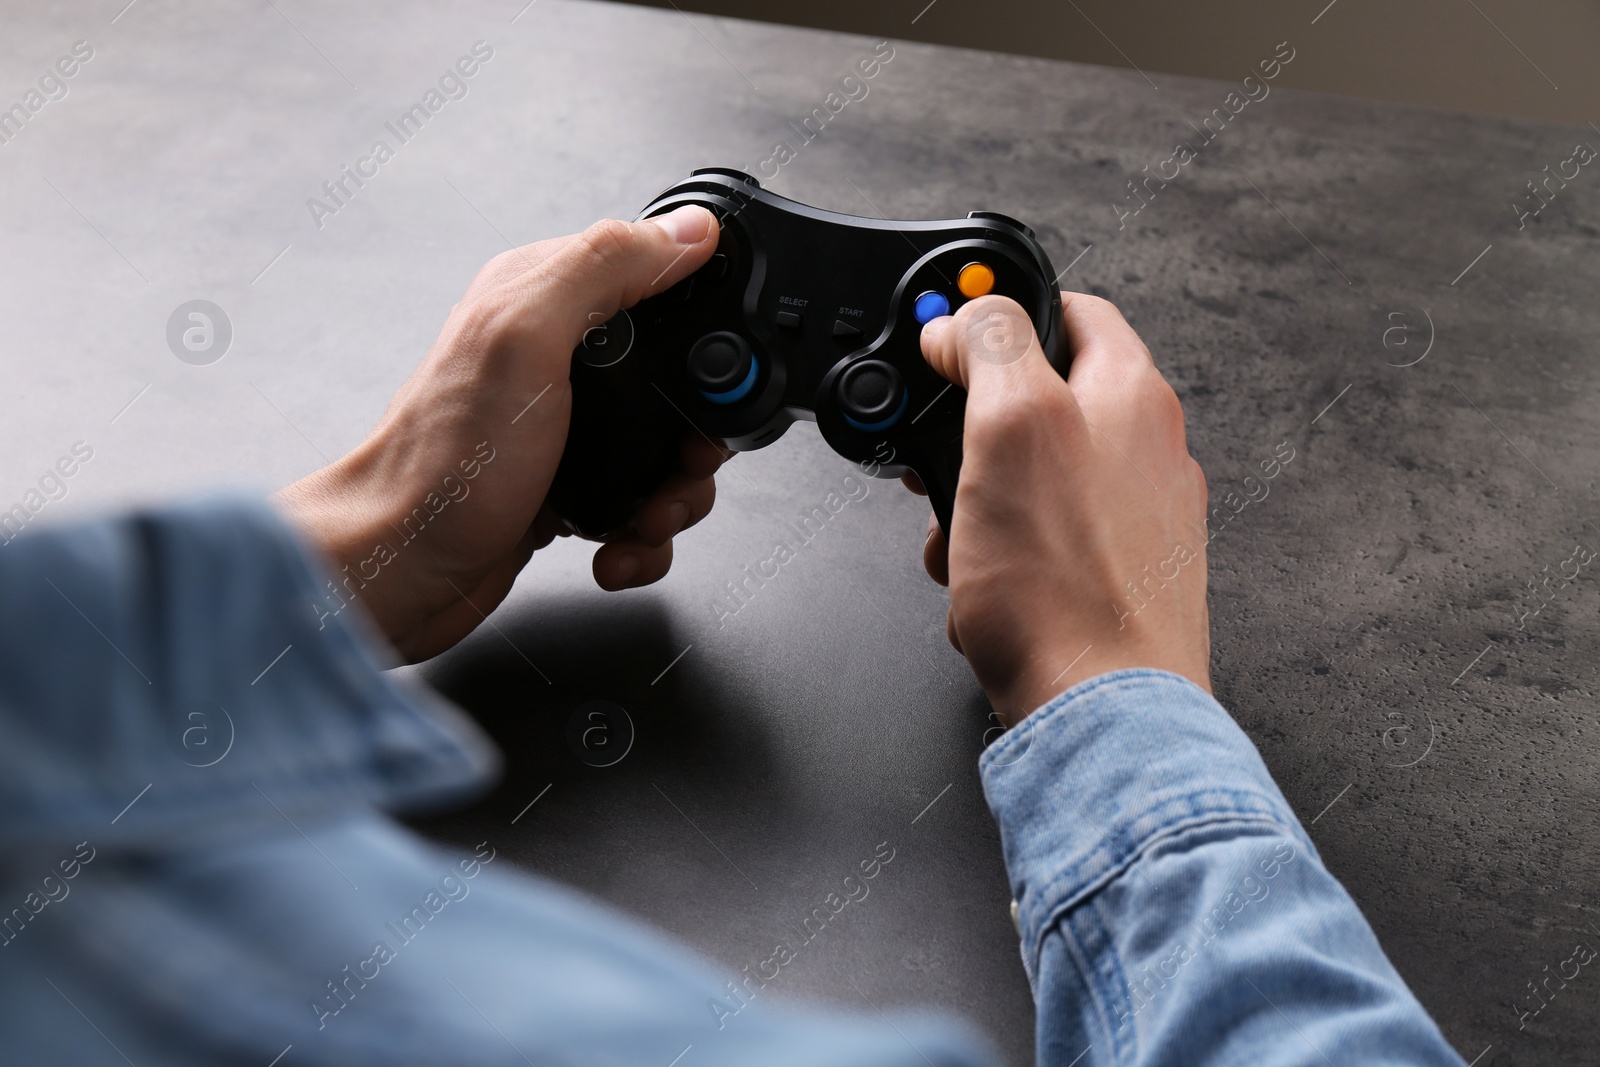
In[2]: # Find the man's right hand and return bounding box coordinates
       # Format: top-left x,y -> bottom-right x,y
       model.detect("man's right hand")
916,293 -> 1213,727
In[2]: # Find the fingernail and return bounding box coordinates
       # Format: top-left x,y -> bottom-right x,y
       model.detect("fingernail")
615,554 -> 641,584
922,317 -> 950,343
665,501 -> 689,536
650,205 -> 713,245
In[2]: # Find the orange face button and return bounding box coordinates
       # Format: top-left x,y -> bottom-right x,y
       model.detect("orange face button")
958,261 -> 995,299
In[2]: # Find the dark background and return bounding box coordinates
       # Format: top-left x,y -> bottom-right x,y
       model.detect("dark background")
621,0 -> 1598,125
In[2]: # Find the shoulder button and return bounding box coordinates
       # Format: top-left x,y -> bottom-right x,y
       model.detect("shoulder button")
691,167 -> 761,188
967,210 -> 1034,240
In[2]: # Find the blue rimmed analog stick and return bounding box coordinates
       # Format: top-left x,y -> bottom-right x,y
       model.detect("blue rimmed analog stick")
836,359 -> 909,433
686,331 -> 758,405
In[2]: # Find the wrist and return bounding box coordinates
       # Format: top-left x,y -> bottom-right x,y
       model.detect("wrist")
273,441 -> 430,645
991,639 -> 1212,728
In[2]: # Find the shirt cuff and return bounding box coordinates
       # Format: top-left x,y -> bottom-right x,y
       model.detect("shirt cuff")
0,494 -> 499,848
978,669 -> 1314,985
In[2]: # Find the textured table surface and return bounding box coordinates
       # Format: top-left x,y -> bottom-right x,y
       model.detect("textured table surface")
3,1 -> 1598,1063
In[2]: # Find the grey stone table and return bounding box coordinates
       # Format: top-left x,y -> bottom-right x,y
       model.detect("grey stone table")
3,1 -> 1598,1063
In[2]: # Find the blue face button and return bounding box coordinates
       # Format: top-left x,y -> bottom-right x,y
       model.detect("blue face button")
914,290 -> 950,324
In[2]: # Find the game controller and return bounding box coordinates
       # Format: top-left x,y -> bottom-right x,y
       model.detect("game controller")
547,168 -> 1066,538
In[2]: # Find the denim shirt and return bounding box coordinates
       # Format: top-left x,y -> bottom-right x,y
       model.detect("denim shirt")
0,497 -> 1464,1065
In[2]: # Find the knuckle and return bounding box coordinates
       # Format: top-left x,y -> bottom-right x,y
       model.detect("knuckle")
470,251 -> 520,293
1068,292 -> 1124,320
1159,377 -> 1186,421
1192,458 -> 1210,512
575,217 -> 637,264
976,384 -> 1064,442
486,247 -> 520,274
452,292 -> 515,347
693,477 -> 718,520
1138,368 -> 1185,423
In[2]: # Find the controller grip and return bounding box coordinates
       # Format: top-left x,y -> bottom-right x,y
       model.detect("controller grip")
547,365 -> 685,538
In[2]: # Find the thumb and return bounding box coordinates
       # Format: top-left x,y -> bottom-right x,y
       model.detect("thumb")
919,294 -> 1082,428
540,205 -> 720,344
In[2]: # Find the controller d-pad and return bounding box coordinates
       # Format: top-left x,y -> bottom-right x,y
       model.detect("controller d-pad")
837,360 -> 908,432
687,331 -> 758,404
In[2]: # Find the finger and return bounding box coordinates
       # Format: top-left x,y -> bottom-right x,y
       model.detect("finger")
529,506 -> 569,550
592,538 -> 674,591
681,434 -> 733,481
920,294 -> 1063,399
901,471 -> 928,496
946,607 -> 963,656
631,470 -> 717,547
923,511 -> 949,587
919,294 -> 1087,442
1058,290 -> 1154,376
527,206 -> 721,348
1056,291 -> 1185,452
1057,291 -> 1160,416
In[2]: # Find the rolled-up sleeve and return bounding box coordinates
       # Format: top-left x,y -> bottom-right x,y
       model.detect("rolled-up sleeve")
0,494 -> 499,847
0,497 -> 997,1067
981,670 -> 1466,1066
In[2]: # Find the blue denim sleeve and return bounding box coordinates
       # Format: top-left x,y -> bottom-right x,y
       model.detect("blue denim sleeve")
0,494 -> 501,849
0,497 -> 995,1067
980,670 -> 1467,1066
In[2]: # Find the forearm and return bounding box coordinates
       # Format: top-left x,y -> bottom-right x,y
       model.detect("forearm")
983,670 -> 1464,1066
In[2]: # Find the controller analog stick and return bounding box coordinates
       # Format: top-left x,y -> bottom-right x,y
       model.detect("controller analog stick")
837,360 -> 909,432
687,331 -> 759,404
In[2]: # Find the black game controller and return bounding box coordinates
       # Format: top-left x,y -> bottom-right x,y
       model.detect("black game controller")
547,168 -> 1065,538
